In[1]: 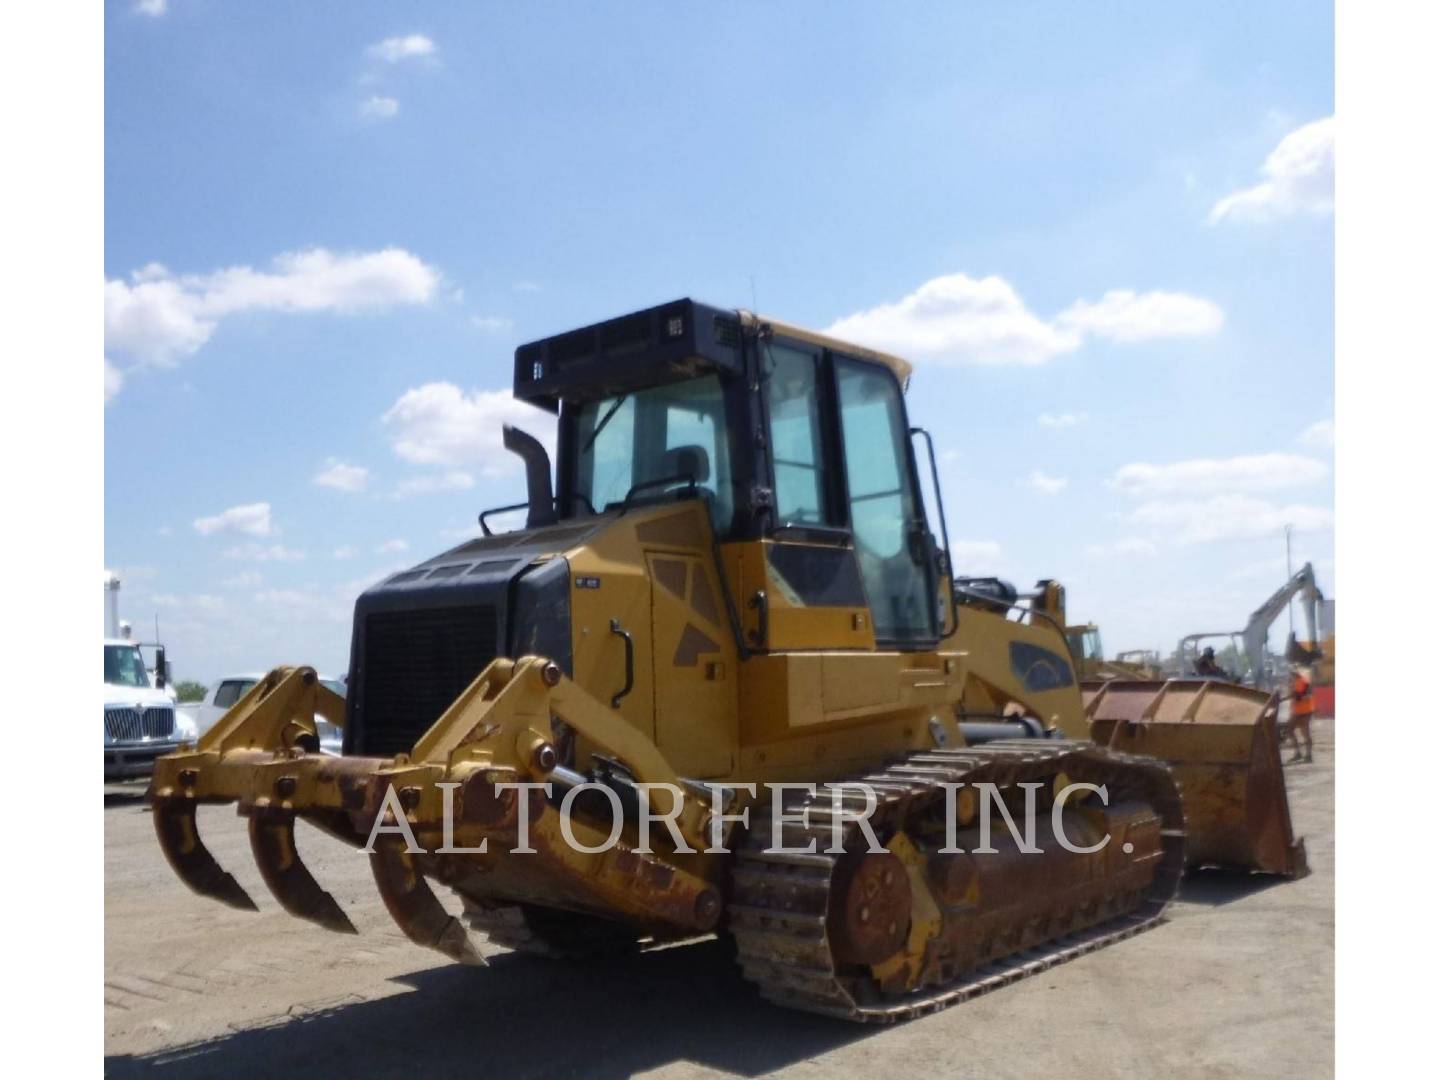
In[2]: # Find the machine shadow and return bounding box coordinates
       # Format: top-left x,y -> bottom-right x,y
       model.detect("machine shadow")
104,940 -> 868,1079
1177,866 -> 1288,907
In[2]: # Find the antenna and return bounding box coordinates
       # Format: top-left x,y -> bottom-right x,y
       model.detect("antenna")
749,275 -> 758,313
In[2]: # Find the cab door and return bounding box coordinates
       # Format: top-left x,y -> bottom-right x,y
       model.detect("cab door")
832,357 -> 938,646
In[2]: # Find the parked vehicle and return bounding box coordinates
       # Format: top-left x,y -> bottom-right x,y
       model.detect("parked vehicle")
104,571 -> 193,780
195,673 -> 344,753
104,638 -> 195,780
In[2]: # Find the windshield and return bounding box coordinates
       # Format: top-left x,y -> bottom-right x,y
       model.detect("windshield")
573,375 -> 734,532
105,644 -> 151,689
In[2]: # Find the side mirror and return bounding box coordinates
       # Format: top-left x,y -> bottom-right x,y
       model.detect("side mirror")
154,646 -> 167,689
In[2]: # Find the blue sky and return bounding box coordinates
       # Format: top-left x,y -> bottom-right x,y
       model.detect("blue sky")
104,1 -> 1334,683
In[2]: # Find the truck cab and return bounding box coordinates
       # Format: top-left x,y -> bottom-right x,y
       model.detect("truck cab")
104,638 -> 194,780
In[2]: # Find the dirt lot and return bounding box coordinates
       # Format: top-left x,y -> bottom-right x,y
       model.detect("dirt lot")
105,720 -> 1334,1078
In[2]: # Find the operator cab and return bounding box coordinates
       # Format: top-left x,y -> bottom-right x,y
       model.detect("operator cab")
512,298 -> 951,648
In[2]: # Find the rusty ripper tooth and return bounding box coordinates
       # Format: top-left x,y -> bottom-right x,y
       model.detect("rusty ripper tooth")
151,796 -> 259,912
370,836 -> 485,965
247,806 -> 358,935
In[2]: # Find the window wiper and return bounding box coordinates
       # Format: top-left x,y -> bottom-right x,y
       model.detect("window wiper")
582,394 -> 628,452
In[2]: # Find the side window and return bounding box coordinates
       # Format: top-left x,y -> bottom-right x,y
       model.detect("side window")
836,359 -> 936,642
212,679 -> 254,709
1009,642 -> 1076,692
765,345 -> 833,526
661,383 -> 735,533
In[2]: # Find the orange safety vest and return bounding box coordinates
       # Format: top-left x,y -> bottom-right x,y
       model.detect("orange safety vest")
1291,673 -> 1315,716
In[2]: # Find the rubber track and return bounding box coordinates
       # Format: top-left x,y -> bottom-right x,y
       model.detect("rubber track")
727,739 -> 1186,1022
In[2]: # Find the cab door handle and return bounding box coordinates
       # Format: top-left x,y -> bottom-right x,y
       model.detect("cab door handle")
609,618 -> 635,708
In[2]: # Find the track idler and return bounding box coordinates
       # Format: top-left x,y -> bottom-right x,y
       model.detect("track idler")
248,805 -> 357,934
151,796 -> 258,913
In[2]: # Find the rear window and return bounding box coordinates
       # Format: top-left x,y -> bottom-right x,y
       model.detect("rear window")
213,679 -> 257,709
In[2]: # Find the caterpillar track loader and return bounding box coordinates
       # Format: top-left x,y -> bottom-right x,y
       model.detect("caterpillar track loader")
149,300 -> 1303,1022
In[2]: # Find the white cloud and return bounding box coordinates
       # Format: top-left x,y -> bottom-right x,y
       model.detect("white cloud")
313,458 -> 369,493
1038,411 -> 1083,429
1085,537 -> 1159,559
382,382 -> 553,475
359,95 -> 400,120
393,470 -> 475,498
1025,470 -> 1068,495
1299,418 -> 1335,449
1127,495 -> 1333,545
1109,453 -> 1328,497
134,0 -> 167,15
470,315 -> 515,333
1055,290 -> 1224,343
332,545 -> 359,560
222,542 -> 305,562
367,34 -> 436,63
221,571 -> 263,589
825,273 -> 1222,366
1210,116 -> 1335,224
193,502 -> 275,537
377,538 -> 410,554
105,248 -> 441,366
104,358 -> 123,404
827,273 -> 1076,366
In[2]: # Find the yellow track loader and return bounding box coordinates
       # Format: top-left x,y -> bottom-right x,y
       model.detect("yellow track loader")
149,300 -> 1304,1022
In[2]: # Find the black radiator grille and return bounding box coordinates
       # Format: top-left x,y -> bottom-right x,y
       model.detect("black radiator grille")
359,605 -> 499,756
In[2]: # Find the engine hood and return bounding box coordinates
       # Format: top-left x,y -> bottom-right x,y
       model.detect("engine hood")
103,682 -> 174,709
343,516 -> 610,756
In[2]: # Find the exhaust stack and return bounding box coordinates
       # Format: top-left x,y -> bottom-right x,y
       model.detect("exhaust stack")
502,425 -> 558,528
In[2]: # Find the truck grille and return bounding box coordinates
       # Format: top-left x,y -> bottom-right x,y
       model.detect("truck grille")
105,706 -> 175,742
358,606 -> 499,757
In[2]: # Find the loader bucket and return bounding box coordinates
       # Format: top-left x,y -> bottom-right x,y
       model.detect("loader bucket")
1082,679 -> 1307,878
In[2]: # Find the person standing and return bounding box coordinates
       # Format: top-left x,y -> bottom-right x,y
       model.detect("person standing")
1285,665 -> 1315,763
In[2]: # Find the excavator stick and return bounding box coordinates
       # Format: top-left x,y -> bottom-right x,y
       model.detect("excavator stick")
1082,678 -> 1307,878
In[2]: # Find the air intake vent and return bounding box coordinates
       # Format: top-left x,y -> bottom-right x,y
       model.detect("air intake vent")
358,606 -> 499,756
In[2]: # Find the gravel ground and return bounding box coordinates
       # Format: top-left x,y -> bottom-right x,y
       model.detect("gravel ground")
105,718 -> 1334,1078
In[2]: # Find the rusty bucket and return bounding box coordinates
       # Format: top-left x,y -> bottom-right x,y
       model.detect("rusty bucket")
1082,679 -> 1307,878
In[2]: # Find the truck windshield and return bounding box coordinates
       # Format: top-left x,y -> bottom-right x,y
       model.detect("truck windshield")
105,644 -> 151,688
573,375 -> 734,532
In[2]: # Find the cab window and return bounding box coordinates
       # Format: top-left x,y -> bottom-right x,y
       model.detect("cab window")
835,359 -> 936,643
764,344 -> 835,526
574,375 -> 735,533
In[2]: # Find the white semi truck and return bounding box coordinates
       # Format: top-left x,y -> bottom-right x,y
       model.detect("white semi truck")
104,571 -> 195,780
